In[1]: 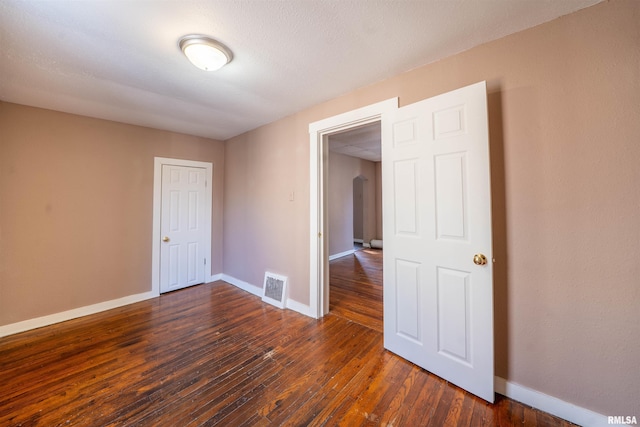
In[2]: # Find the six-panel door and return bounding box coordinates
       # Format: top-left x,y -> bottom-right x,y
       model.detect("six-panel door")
160,165 -> 207,293
382,81 -> 494,402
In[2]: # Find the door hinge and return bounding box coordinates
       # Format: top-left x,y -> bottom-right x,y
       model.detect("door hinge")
204,258 -> 207,265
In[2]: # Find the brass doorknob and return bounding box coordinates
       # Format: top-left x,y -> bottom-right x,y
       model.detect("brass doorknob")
473,253 -> 487,266
162,236 -> 170,242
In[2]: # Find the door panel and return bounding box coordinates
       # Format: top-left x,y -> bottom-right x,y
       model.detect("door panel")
160,165 -> 206,293
382,81 -> 494,402
395,259 -> 422,342
394,160 -> 419,235
435,152 -> 467,239
437,266 -> 471,363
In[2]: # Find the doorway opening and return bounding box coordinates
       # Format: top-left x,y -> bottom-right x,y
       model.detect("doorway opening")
308,98 -> 397,319
325,123 -> 383,330
328,243 -> 383,332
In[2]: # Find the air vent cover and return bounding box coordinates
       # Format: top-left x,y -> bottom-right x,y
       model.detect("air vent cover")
262,272 -> 287,309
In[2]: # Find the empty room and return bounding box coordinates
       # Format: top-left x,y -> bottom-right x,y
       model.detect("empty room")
1,1 -> 638,426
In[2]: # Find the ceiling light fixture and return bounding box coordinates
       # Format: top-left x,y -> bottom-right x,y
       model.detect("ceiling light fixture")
179,35 -> 233,71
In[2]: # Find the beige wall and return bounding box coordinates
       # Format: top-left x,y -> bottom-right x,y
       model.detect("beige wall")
223,0 -> 639,415
222,121 -> 309,294
327,151 -> 377,256
0,103 -> 225,325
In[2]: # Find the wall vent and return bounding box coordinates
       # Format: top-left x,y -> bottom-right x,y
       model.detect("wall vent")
262,272 -> 287,309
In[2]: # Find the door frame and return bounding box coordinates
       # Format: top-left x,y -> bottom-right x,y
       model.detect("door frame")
151,157 -> 213,296
308,98 -> 397,318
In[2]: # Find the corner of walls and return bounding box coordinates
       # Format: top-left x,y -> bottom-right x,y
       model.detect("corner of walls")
284,298 -> 314,318
0,102 -> 226,328
220,274 -> 314,318
329,249 -> 355,261
208,273 -> 223,283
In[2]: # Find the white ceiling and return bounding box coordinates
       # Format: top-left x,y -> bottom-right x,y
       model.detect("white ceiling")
0,0 -> 601,141
329,122 -> 381,162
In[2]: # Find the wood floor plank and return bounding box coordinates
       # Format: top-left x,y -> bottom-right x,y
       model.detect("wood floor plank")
259,324 -> 375,425
329,249 -> 383,333
377,365 -> 428,426
470,396 -> 498,427
456,393 -> 478,427
0,249 -> 578,426
334,353 -> 405,425
287,332 -> 385,427
442,388 -> 467,426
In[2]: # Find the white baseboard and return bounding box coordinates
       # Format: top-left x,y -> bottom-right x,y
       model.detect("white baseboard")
220,274 -> 315,318
495,377 -> 608,427
0,291 -> 157,338
220,274 -> 262,297
285,298 -> 313,317
329,249 -> 355,261
353,239 -> 363,243
207,273 -> 223,283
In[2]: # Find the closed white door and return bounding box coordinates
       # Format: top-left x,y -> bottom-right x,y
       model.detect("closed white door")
160,164 -> 207,293
382,81 -> 494,402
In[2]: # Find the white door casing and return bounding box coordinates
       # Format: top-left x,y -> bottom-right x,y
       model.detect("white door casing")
309,98 -> 399,318
152,157 -> 212,296
382,81 -> 494,402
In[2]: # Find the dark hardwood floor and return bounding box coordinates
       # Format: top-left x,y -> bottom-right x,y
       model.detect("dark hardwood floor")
0,252 -> 576,426
329,247 -> 383,333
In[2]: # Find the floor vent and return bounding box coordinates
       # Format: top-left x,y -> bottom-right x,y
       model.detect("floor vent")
262,272 -> 287,309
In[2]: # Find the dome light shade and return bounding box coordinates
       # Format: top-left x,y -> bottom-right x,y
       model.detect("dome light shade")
179,35 -> 232,71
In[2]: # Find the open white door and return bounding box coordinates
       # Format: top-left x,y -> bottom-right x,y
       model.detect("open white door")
382,81 -> 494,402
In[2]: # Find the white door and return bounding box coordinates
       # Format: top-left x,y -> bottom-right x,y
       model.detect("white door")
160,164 -> 207,293
382,81 -> 494,402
